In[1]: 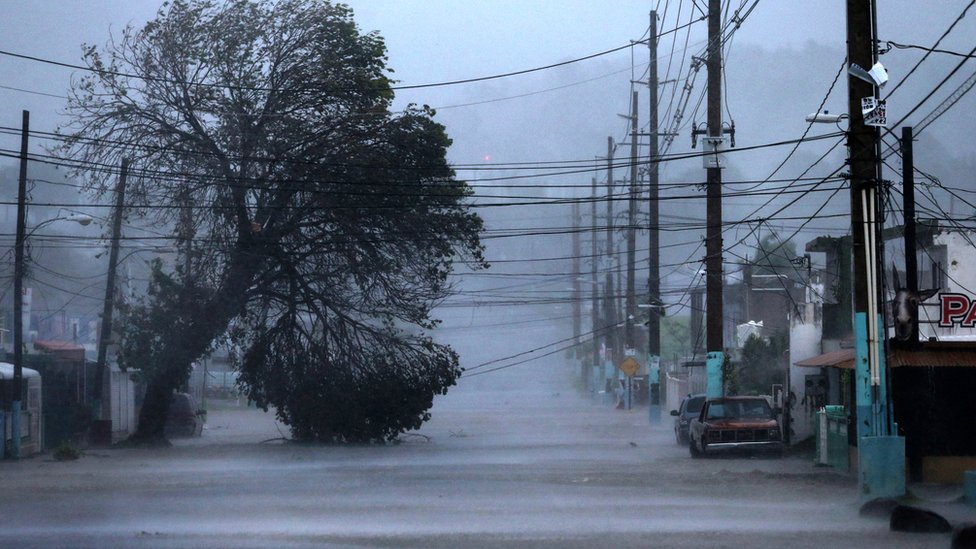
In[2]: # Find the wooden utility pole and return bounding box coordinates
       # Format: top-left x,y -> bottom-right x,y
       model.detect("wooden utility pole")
572,200 -> 582,353
92,158 -> 129,442
902,126 -> 919,341
10,110 -> 30,459
605,137 -> 617,364
624,90 -> 639,411
847,0 -> 883,438
180,184 -> 194,285
626,91 -> 638,353
846,0 -> 904,499
590,177 -> 600,391
704,0 -> 725,398
648,9 -> 663,416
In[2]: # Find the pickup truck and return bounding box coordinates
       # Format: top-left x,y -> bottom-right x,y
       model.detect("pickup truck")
688,396 -> 783,458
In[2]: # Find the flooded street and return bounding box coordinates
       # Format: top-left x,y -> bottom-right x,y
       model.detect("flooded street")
0,379 -> 969,548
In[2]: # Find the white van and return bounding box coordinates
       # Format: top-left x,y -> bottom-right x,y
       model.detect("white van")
0,362 -> 43,456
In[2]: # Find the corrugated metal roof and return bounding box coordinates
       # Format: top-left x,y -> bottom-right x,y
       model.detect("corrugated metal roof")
890,348 -> 976,368
794,342 -> 976,369
794,348 -> 855,369
33,339 -> 86,362
33,340 -> 85,352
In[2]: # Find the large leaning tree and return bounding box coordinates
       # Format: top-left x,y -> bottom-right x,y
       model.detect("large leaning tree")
57,0 -> 485,443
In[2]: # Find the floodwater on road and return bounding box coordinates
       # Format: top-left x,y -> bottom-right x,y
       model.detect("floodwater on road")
0,380 -> 970,548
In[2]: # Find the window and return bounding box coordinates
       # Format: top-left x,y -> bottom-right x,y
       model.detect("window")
28,387 -> 40,410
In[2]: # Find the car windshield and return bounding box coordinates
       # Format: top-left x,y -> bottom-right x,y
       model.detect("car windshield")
686,396 -> 705,414
706,399 -> 773,420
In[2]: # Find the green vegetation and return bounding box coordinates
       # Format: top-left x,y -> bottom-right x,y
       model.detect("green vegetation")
737,331 -> 789,395
59,0 -> 484,443
53,441 -> 81,461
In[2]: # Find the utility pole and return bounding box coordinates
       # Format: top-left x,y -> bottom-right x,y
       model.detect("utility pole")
846,0 -> 904,499
902,126 -> 919,342
625,90 -> 639,411
180,184 -> 194,286
590,177 -> 600,393
704,0 -> 725,398
10,110 -> 30,459
605,137 -> 617,369
572,199 -> 582,363
92,158 -> 129,445
647,9 -> 663,422
626,90 -> 638,355
901,126 -> 921,481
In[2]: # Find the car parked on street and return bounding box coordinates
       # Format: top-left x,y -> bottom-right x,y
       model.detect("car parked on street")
164,392 -> 205,437
688,396 -> 783,458
669,393 -> 705,445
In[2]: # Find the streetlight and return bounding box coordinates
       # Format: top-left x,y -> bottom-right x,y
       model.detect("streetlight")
8,211 -> 94,459
805,110 -> 848,124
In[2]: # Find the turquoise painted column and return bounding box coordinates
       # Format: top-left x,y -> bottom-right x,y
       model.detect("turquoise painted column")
705,351 -> 723,398
10,403 -> 21,458
860,436 -> 905,500
590,361 -> 603,401
854,313 -> 873,439
648,355 -> 661,424
964,471 -> 976,506
855,312 -> 906,500
874,313 -> 892,436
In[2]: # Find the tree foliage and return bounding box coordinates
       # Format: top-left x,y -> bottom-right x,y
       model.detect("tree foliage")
58,0 -> 485,442
738,331 -> 788,394
754,232 -> 798,276
721,351 -> 738,396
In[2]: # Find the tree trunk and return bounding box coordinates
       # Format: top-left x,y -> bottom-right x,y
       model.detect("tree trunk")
127,247 -> 263,443
130,375 -> 180,445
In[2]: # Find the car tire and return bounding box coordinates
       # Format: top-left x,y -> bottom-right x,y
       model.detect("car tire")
675,430 -> 682,445
689,438 -> 702,458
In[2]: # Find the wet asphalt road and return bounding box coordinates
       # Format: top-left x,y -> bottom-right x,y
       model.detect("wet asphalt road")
0,383 -> 970,548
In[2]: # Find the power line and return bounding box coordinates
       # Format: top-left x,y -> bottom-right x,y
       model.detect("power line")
882,0 -> 975,100
884,41 -> 976,60
0,130 -> 845,189
0,18 -> 707,95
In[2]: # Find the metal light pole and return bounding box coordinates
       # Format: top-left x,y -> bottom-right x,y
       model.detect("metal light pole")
9,161 -> 93,462
8,109 -> 94,460
9,208 -> 94,458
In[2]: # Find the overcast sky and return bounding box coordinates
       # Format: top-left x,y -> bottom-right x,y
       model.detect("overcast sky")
0,1 -> 974,353
1,0 -> 973,166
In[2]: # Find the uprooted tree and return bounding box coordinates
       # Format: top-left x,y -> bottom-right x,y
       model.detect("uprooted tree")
57,0 -> 485,443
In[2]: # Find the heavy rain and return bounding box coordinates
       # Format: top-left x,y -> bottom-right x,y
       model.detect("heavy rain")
0,1 -> 975,548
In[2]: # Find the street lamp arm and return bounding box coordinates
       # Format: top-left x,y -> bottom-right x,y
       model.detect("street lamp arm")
29,212 -> 94,235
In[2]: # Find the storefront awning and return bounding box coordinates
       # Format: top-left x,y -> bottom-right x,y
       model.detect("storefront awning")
794,348 -> 855,369
33,339 -> 86,362
889,341 -> 976,368
795,342 -> 976,369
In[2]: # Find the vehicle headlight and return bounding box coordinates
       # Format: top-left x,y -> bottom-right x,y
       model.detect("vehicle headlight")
769,428 -> 780,439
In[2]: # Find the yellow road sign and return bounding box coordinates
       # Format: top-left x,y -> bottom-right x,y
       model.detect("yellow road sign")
618,357 -> 640,377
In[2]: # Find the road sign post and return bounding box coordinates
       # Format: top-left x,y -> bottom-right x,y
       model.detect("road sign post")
618,357 -> 640,410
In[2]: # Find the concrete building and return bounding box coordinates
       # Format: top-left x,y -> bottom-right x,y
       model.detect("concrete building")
789,222 -> 976,483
